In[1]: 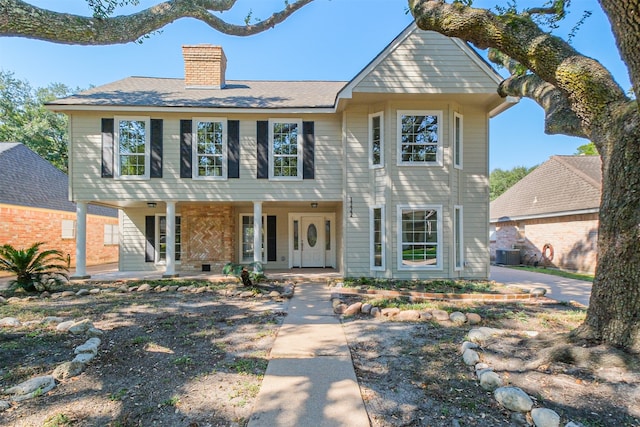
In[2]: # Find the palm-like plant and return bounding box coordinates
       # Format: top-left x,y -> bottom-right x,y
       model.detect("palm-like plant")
0,242 -> 69,292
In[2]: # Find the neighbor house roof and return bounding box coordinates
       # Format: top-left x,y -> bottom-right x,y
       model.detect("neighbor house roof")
46,78 -> 348,110
490,155 -> 602,222
0,143 -> 117,217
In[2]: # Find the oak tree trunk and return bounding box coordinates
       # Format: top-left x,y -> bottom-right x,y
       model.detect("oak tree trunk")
575,107 -> 640,351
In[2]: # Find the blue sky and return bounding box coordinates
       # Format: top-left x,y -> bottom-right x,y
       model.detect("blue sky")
0,0 -> 630,171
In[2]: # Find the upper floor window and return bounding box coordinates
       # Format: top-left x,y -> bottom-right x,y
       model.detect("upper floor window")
115,116 -> 150,179
193,118 -> 227,179
397,205 -> 442,270
269,119 -> 302,180
397,110 -> 442,166
454,112 -> 463,169
369,112 -> 384,168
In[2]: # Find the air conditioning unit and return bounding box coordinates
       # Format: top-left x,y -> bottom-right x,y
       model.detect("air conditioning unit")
496,249 -> 521,265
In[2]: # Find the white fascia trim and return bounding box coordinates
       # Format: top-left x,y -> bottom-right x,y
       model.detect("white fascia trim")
490,208 -> 600,223
489,96 -> 520,118
45,105 -> 337,114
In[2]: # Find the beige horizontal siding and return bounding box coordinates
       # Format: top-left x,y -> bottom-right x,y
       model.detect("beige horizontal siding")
354,31 -> 498,94
70,113 -> 343,203
120,209 -> 159,272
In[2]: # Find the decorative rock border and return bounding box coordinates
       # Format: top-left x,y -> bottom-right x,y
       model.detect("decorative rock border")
330,294 -> 484,325
0,317 -> 105,410
330,288 -> 584,427
329,285 -> 550,303
0,282 -> 296,305
462,327 -> 581,427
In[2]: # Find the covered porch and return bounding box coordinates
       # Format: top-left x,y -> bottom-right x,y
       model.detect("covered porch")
71,200 -> 342,279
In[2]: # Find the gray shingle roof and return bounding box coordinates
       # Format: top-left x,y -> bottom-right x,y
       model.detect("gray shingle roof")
490,155 -> 602,221
47,78 -> 348,109
0,143 -> 117,217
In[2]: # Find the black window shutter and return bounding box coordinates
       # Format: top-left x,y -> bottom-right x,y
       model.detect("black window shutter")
228,120 -> 240,179
145,216 -> 155,263
180,120 -> 192,178
101,118 -> 114,178
150,119 -> 163,178
303,121 -> 315,179
267,215 -> 277,262
257,121 -> 269,179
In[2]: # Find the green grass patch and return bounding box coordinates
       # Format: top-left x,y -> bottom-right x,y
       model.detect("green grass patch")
43,413 -> 73,427
227,357 -> 268,375
109,388 -> 128,401
507,266 -> 594,282
173,356 -> 193,366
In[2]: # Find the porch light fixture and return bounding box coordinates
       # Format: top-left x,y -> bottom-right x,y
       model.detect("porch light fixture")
147,202 -> 157,208
310,202 -> 318,208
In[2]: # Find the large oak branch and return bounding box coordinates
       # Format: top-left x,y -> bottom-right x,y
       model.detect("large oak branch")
0,0 -> 313,44
408,0 -> 628,135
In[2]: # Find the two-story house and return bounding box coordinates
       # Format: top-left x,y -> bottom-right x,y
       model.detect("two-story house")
47,24 -> 514,280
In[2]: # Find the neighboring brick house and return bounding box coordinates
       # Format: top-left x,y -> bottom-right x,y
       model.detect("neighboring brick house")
490,155 -> 601,273
0,143 -> 119,272
47,24 -> 516,279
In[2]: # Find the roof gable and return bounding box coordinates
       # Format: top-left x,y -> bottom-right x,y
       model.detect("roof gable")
339,23 -> 503,98
0,143 -> 116,217
490,155 -> 602,221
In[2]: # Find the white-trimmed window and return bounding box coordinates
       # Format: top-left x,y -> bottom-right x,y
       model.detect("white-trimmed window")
370,206 -> 385,270
397,205 -> 442,270
454,112 -> 463,169
193,118 -> 227,179
269,119 -> 303,180
61,220 -> 75,239
240,215 -> 266,263
115,116 -> 150,179
104,224 -> 119,245
369,112 -> 384,168
397,110 -> 442,166
157,215 -> 181,263
454,205 -> 464,271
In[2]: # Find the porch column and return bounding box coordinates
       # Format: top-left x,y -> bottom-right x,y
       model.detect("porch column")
72,202 -> 90,279
163,201 -> 178,278
253,201 -> 262,271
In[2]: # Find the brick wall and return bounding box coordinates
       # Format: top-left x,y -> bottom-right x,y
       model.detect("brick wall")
490,212 -> 599,273
0,204 -> 118,273
182,45 -> 227,88
179,205 -> 235,273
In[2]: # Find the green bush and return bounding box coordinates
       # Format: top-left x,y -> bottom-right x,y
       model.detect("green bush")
0,242 -> 69,292
222,262 -> 265,282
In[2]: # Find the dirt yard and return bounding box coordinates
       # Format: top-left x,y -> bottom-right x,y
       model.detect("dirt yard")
1,279 -> 639,427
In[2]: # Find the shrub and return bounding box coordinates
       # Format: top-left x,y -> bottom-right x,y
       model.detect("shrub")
222,262 -> 265,283
0,242 -> 69,292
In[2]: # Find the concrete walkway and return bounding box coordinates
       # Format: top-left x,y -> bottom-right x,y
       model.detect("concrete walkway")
490,265 -> 593,306
247,283 -> 370,427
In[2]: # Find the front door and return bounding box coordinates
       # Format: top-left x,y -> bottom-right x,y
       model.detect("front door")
301,216 -> 325,267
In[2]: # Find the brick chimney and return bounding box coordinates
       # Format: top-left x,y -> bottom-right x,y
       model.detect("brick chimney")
182,45 -> 227,89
